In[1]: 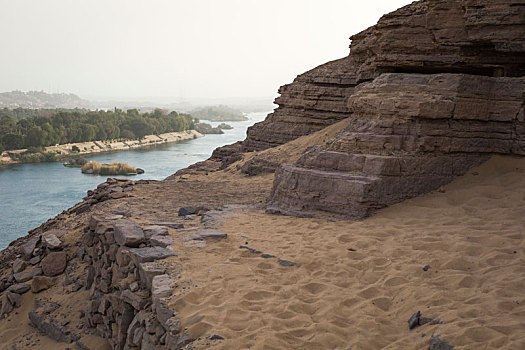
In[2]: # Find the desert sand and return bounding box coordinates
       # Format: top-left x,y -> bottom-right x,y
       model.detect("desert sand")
165,156 -> 525,349
0,154 -> 523,349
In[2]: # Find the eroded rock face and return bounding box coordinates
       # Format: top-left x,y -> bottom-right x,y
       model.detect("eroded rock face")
257,0 -> 525,219
227,0 -> 525,157
241,58 -> 355,152
269,73 -> 525,218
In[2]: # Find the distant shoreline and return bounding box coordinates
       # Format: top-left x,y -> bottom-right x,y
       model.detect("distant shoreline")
0,129 -> 203,165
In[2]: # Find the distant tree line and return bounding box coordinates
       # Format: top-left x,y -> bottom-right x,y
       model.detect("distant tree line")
0,107 -> 80,122
189,105 -> 247,122
0,108 -> 194,152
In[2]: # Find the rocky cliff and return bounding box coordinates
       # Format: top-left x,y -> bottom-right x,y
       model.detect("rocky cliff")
235,0 -> 525,218
269,73 -> 525,218
237,0 -> 525,155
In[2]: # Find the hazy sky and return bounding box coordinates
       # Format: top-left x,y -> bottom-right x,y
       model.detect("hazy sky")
0,0 -> 412,101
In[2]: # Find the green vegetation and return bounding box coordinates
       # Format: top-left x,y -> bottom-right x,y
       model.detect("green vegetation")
81,161 -> 138,175
190,105 -> 247,122
0,107 -> 88,122
8,151 -> 59,163
0,108 -> 195,151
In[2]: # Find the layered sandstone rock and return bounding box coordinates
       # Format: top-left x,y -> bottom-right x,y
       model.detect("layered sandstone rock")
237,0 -> 525,156
260,0 -> 525,218
241,58 -> 355,152
269,73 -> 525,218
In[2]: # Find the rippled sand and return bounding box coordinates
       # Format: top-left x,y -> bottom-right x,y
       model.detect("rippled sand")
170,156 -> 525,349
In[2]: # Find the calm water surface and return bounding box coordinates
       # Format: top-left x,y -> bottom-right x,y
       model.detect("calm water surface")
0,112 -> 267,249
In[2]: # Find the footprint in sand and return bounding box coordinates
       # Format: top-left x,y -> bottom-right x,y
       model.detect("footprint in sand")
371,297 -> 392,312
357,286 -> 382,299
300,282 -> 327,295
383,276 -> 408,287
242,290 -> 274,301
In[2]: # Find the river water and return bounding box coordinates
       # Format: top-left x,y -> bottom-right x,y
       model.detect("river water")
0,111 -> 268,249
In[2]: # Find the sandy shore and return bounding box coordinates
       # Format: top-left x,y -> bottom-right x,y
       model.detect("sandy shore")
0,129 -> 203,165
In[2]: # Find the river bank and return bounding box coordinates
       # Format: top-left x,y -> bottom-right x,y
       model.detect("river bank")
0,111 -> 268,249
0,129 -> 203,165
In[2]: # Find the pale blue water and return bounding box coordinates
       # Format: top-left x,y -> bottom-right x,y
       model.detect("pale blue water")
0,112 -> 267,249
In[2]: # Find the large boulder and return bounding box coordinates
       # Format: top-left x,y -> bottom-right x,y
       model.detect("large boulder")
41,251 -> 67,277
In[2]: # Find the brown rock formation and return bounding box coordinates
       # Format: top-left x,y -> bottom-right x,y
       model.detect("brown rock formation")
262,0 -> 525,218
237,0 -> 525,156
241,58 -> 355,152
269,74 -> 525,218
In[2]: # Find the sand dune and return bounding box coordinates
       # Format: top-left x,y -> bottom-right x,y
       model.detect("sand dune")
168,156 -> 525,349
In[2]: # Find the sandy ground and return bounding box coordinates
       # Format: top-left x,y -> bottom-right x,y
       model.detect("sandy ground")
166,156 -> 525,349
0,154 -> 523,349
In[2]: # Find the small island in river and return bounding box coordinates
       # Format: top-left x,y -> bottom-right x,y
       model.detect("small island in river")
81,161 -> 144,175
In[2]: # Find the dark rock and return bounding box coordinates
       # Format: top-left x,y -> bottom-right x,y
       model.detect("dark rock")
261,254 -> 276,259
196,229 -> 227,240
152,275 -> 176,329
423,265 -> 430,272
75,202 -> 91,214
239,245 -> 261,254
0,291 -> 22,316
210,334 -> 224,340
408,311 -> 422,330
121,289 -> 149,310
21,235 -> 40,260
8,283 -> 30,294
29,256 -> 41,265
138,262 -> 166,289
42,251 -> 67,277
429,335 -> 455,350
136,168 -> 145,174
117,302 -> 135,346
127,247 -> 177,264
28,310 -> 78,343
178,207 -> 197,216
109,192 -> 128,199
113,220 -> 145,247
241,158 -> 279,176
175,331 -> 193,348
12,258 -> 27,274
278,259 -> 301,267
112,206 -> 132,217
75,341 -> 90,350
149,235 -> 174,248
85,266 -> 95,290
42,233 -> 62,250
143,225 -> 169,238
14,268 -> 42,283
150,222 -> 184,229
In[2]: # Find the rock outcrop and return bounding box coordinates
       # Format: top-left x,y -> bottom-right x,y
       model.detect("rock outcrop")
259,0 -> 525,218
234,0 -> 525,156
269,74 -> 525,218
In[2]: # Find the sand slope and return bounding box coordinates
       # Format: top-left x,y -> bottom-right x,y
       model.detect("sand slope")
170,156 -> 525,349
